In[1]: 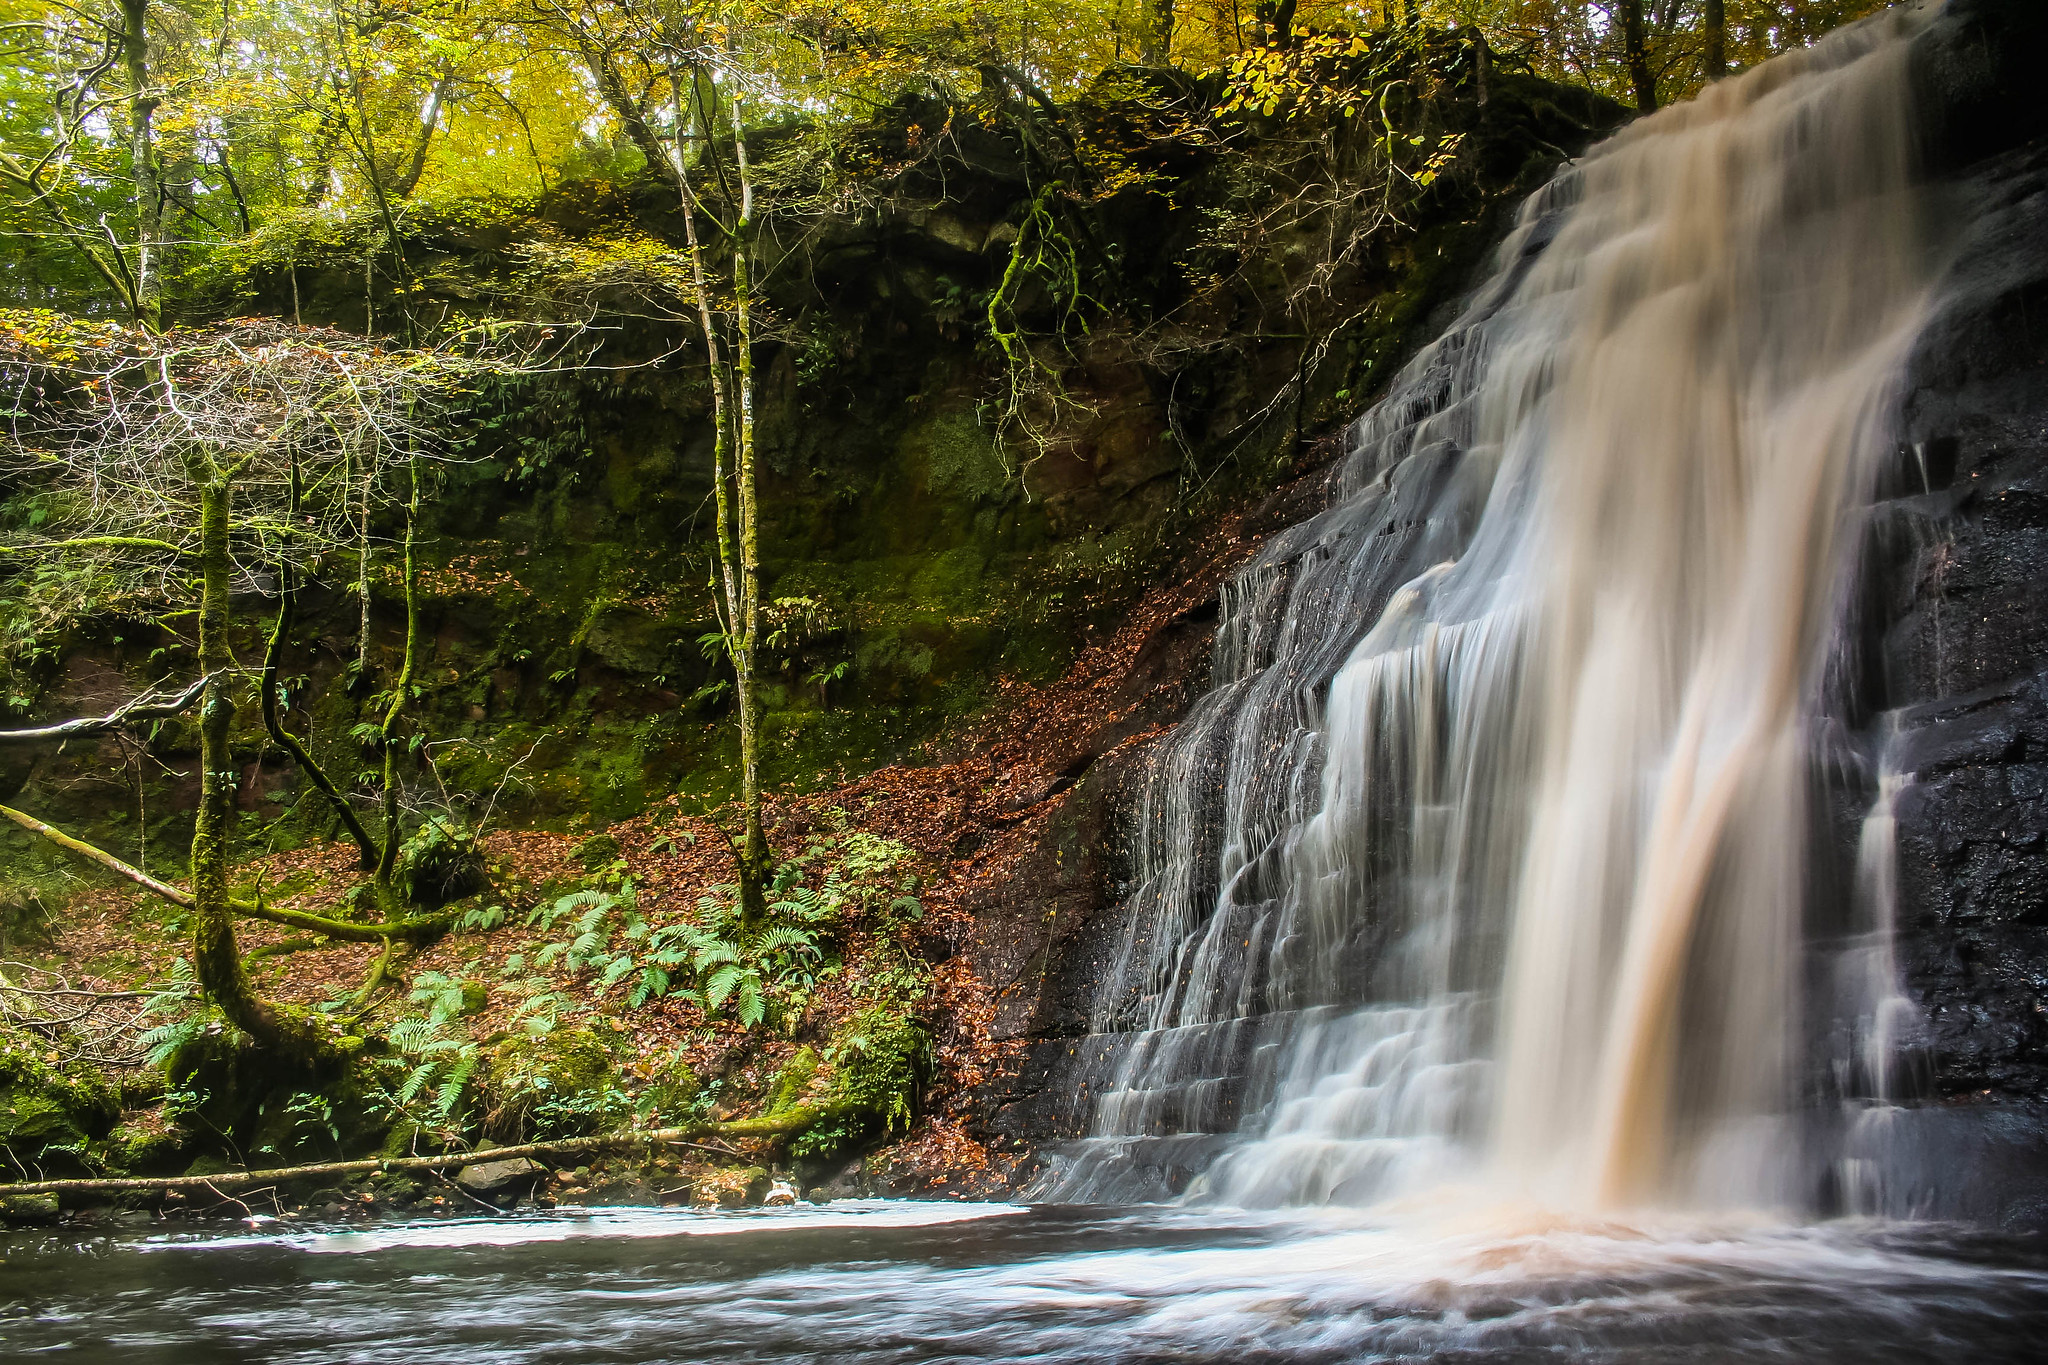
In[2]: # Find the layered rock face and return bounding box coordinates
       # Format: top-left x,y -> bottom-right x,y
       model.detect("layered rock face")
1884,0 -> 2048,1104
968,0 -> 2048,1226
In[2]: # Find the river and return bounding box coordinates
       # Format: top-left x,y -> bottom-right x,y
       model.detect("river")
4,1201 -> 2046,1362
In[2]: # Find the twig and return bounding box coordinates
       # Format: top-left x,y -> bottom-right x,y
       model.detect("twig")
428,1166 -> 505,1215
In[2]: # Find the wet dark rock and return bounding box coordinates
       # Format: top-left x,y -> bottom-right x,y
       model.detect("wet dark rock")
1877,7 -> 2048,1109
960,0 -> 2048,1216
454,1157 -> 545,1199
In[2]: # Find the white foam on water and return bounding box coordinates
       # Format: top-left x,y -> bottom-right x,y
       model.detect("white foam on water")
138,1198 -> 1029,1255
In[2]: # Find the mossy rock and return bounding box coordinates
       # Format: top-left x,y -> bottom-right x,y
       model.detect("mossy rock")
787,1009 -> 931,1165
394,816 -> 489,910
163,1025 -> 382,1165
0,1191 -> 58,1223
101,1117 -> 191,1173
764,1047 -> 822,1116
482,1027 -> 631,1140
571,831 -> 622,873
0,1046 -> 120,1173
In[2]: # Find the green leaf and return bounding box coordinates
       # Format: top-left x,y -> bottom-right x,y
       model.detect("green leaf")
704,963 -> 744,1008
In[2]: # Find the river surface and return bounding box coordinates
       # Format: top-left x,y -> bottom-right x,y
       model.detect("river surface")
4,1200 -> 2046,1362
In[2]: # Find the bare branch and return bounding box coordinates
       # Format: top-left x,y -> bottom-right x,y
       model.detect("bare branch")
0,673 -> 207,746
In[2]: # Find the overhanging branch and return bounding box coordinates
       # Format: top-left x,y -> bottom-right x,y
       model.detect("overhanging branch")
0,674 -> 208,746
0,803 -> 449,944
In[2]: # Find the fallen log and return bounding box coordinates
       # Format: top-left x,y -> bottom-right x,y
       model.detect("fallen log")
0,1106 -> 837,1201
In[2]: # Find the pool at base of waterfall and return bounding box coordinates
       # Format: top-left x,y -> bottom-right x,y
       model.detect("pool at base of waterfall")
3,1200 -> 2044,1363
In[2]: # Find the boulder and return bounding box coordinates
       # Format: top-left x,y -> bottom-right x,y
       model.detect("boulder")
454,1157 -> 544,1198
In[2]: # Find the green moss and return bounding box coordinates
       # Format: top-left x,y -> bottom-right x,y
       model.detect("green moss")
764,1046 -> 822,1115
101,1118 -> 190,1172
788,1008 -> 929,1162
0,1046 -> 120,1171
908,409 -> 1010,502
571,831 -> 622,872
0,1191 -> 58,1222
482,1027 -> 630,1140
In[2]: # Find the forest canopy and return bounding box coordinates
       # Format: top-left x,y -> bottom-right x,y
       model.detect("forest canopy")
2,0 -> 1892,323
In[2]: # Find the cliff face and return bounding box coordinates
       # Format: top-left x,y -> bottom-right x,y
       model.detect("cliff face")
958,0 -> 2048,1224
1881,0 -> 2048,1106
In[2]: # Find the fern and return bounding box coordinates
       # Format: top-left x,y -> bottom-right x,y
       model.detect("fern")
694,941 -> 739,973
139,1015 -> 206,1068
629,965 -> 670,1007
755,925 -> 820,960
397,1060 -> 436,1105
704,962 -> 745,1009
459,903 -> 507,932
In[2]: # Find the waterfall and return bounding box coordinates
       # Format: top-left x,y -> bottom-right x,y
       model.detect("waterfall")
1038,5 -> 1956,1213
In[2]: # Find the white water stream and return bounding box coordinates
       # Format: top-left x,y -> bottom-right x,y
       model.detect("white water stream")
1040,5 -> 1954,1216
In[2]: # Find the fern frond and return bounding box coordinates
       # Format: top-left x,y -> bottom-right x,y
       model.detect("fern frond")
704,963 -> 744,1008
692,941 -> 740,971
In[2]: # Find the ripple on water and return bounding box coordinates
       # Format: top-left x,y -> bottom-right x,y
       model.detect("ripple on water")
3,1203 -> 2046,1363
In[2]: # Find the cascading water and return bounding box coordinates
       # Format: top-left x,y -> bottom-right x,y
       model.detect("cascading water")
1038,5 -> 1955,1214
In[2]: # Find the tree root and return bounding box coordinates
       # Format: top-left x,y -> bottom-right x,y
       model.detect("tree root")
244,936 -> 320,966
348,937 -> 406,1013
0,1108 -> 842,1201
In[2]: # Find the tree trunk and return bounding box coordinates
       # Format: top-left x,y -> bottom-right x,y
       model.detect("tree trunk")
1139,0 -> 1174,65
189,478 -> 262,1034
728,97 -> 771,929
583,44 -> 683,197
190,472 -> 345,1067
1255,0 -> 1298,48
119,0 -> 161,328
672,87 -> 764,924
1703,0 -> 1726,82
1617,0 -> 1658,113
376,458 -> 422,891
388,63 -> 453,199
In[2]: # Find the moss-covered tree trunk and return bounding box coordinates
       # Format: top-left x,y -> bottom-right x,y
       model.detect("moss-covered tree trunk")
189,476 -> 257,1027
727,95 -> 770,927
375,458 -> 422,893
676,69 -> 770,928
188,466 -> 337,1066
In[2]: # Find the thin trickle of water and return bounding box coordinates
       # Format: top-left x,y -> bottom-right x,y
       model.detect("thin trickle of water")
1038,5 -> 1954,1213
